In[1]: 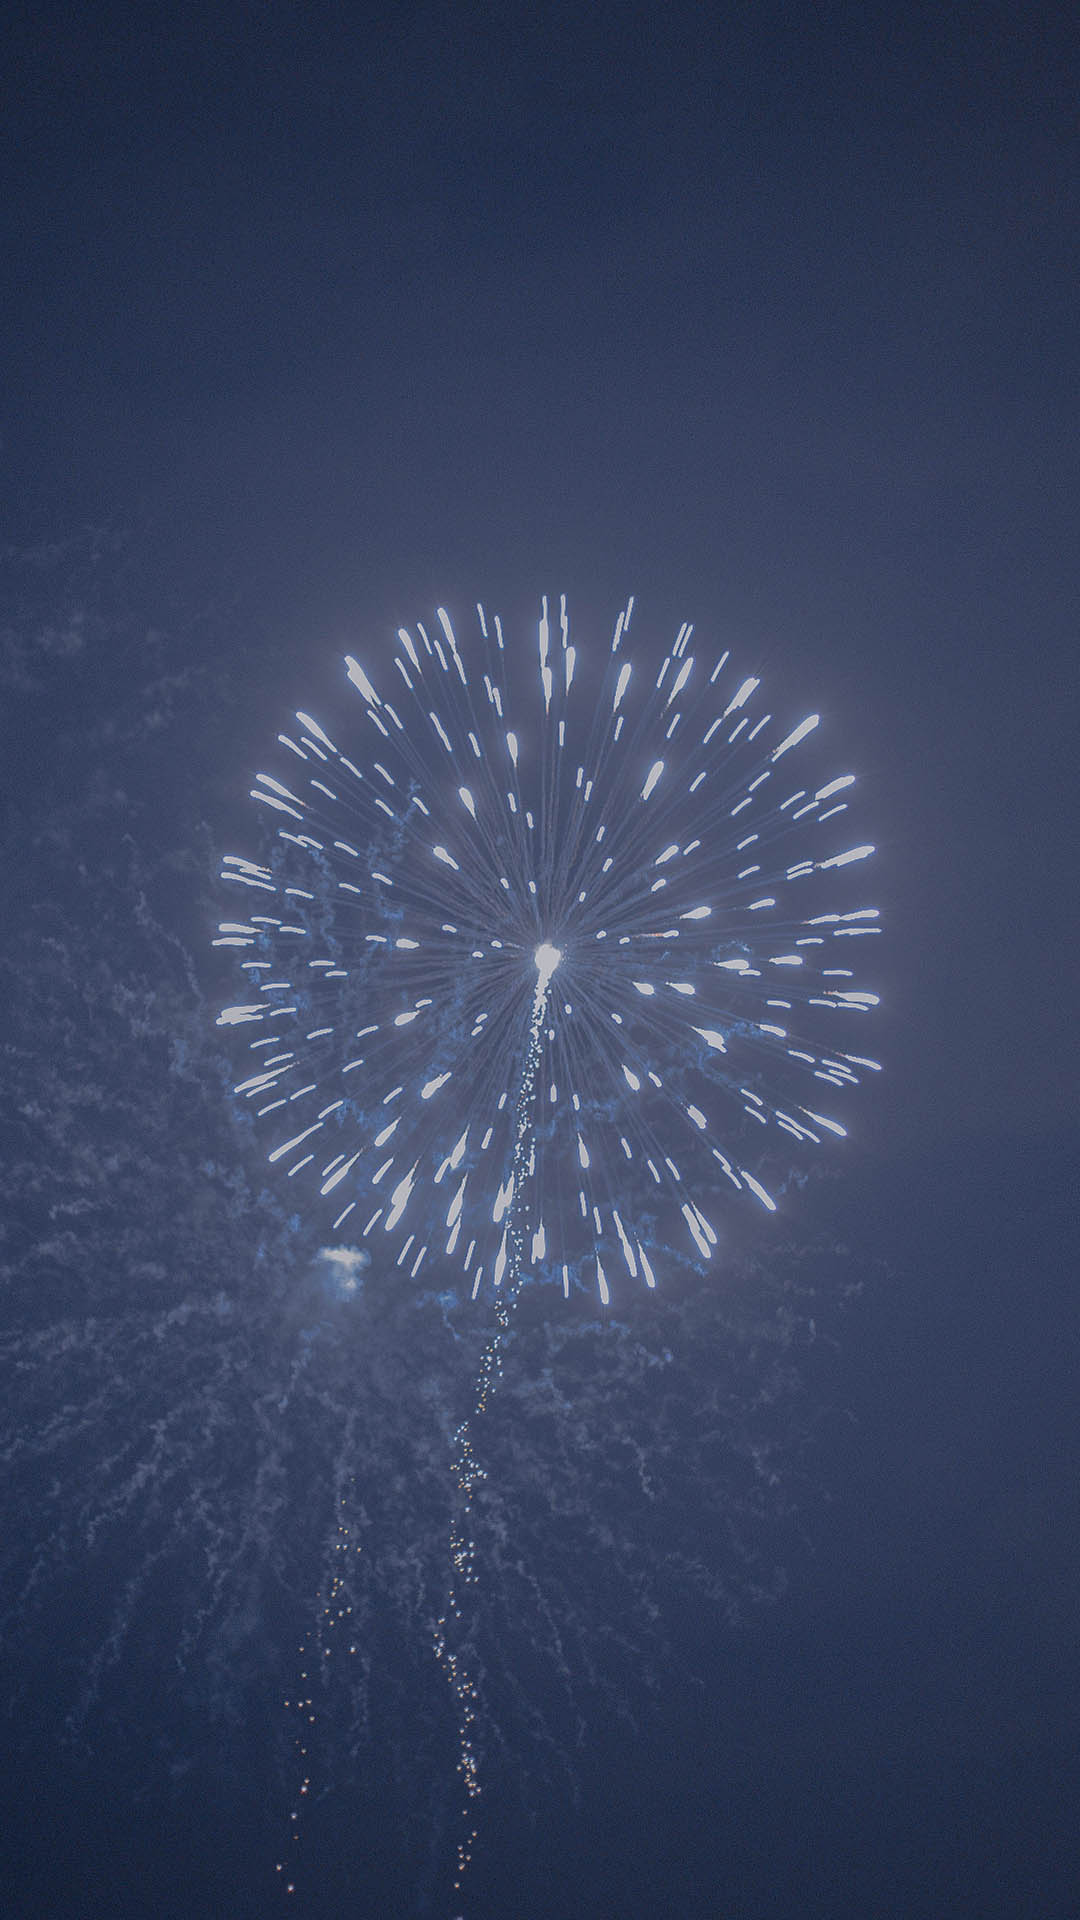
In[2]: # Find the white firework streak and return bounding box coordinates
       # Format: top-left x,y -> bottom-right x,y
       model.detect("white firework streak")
216,596 -> 880,1300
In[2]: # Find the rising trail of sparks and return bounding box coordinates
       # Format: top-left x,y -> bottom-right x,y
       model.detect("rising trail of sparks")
276,1488 -> 363,1897
434,944 -> 561,1895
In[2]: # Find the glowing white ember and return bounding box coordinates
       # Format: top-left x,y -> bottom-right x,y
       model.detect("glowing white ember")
533,942 -> 562,996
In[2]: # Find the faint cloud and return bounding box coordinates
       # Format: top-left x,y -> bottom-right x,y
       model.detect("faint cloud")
315,1243 -> 370,1298
0,610 -> 87,691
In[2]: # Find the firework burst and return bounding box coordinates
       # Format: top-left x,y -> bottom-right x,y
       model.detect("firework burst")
215,596 -> 880,1304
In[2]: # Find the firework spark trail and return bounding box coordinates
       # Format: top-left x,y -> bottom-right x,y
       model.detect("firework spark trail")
434,943 -> 561,1894
277,1485 -> 363,1898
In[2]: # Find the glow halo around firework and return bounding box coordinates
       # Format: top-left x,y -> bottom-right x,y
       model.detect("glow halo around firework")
215,595 -> 880,1306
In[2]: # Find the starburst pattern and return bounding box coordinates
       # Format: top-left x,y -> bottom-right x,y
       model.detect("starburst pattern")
215,596 -> 879,1304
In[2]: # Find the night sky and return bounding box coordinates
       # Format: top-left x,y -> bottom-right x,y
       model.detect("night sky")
3,5 -> 1077,1918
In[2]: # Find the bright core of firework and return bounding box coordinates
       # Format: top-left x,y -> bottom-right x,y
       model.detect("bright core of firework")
533,943 -> 562,994
215,595 -> 881,1303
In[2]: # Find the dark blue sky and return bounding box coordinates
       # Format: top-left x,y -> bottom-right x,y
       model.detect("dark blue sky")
3,4 -> 1077,1916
